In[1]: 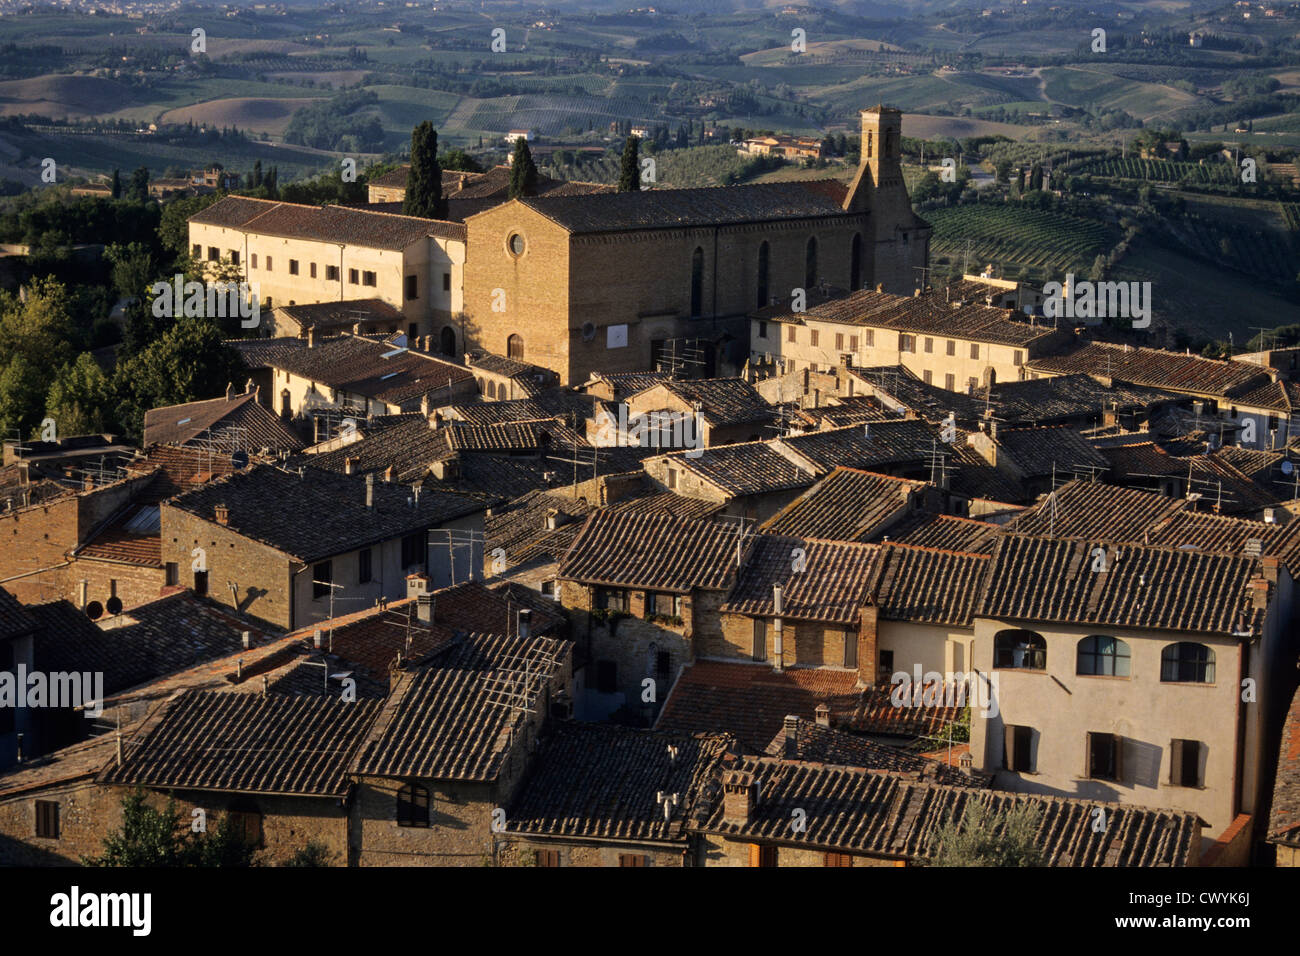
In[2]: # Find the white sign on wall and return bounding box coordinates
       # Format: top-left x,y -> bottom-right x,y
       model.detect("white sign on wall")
607,324 -> 628,349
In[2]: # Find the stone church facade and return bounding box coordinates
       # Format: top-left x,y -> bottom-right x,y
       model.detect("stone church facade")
462,106 -> 930,385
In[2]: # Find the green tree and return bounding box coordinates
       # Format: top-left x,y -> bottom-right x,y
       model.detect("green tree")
252,159 -> 263,188
110,168 -> 122,199
927,800 -> 1044,867
0,276 -> 79,369
114,316 -> 247,440
159,193 -> 222,262
618,135 -> 642,192
0,355 -> 47,441
104,242 -> 156,302
403,121 -> 444,218
507,138 -> 538,199
45,352 -> 113,436
129,166 -> 150,203
84,790 -> 256,867
440,148 -> 482,173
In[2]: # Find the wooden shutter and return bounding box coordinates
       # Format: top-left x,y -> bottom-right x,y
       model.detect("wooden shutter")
748,843 -> 762,867
1003,724 -> 1017,772
619,854 -> 646,868
824,852 -> 851,867
1114,734 -> 1124,781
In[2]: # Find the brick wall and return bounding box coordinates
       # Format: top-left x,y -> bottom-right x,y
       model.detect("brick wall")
0,778 -> 121,866
497,838 -> 685,867
696,834 -> 899,867
65,557 -> 166,618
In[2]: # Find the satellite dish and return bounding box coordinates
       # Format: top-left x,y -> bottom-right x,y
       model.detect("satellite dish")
231,449 -> 250,471
1283,460 -> 1294,476
106,596 -> 123,616
85,601 -> 104,620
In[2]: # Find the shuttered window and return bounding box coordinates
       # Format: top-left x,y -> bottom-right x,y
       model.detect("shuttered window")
35,800 -> 59,839
397,783 -> 429,827
824,852 -> 852,867
536,849 -> 561,867
619,854 -> 647,867
1086,732 -> 1122,782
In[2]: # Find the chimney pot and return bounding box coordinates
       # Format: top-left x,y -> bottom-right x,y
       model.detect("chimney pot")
814,703 -> 831,727
782,715 -> 800,758
215,503 -> 229,526
518,607 -> 532,638
241,629 -> 251,649
365,473 -> 375,508
722,770 -> 757,825
306,326 -> 317,349
225,382 -> 235,400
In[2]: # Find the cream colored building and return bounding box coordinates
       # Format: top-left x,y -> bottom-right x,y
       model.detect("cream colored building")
751,287 -> 1065,392
188,196 -> 466,349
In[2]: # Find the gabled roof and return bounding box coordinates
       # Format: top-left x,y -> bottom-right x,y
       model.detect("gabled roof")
511,180 -> 852,234
559,510 -> 738,592
504,723 -> 734,844
272,298 -> 404,331
165,464 -> 483,562
721,535 -> 880,626
996,425 -> 1109,479
635,377 -> 775,429
1005,480 -> 1185,541
1027,341 -> 1266,398
761,467 -> 926,542
232,335 -> 475,407
655,441 -> 814,498
880,511 -> 999,553
143,391 -> 304,452
190,195 -> 465,247
988,373 -> 1181,425
868,543 -> 990,627
351,632 -> 571,782
697,756 -> 1202,866
980,534 -> 1268,636
778,420 -> 939,474
99,689 -> 381,797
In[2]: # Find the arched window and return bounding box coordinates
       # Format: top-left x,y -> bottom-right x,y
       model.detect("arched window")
1161,643 -> 1215,683
397,783 -> 430,827
507,334 -> 524,359
993,629 -> 1046,670
690,246 -> 704,317
805,236 -> 818,290
439,325 -> 456,357
1077,635 -> 1131,676
850,233 -> 862,291
756,241 -> 770,309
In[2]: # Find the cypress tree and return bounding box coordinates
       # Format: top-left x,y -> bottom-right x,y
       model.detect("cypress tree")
110,168 -> 121,199
618,135 -> 641,192
404,121 -> 444,218
507,138 -> 537,199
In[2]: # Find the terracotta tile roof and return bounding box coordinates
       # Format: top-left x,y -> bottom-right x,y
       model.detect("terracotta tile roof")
843,683 -> 963,738
76,516 -> 162,567
764,716 -> 992,787
515,180 -> 853,234
657,441 -> 814,497
980,534 -> 1268,636
1027,342 -> 1266,398
868,543 -> 991,627
1100,443 -> 1281,514
486,489 -> 594,570
144,391 -> 304,452
446,389 -> 596,426
697,756 -> 1202,866
1228,378 -> 1300,413
778,420 -> 939,474
1006,480 -> 1185,540
1268,682 -> 1300,848
604,490 -> 726,521
99,689 -> 381,797
761,467 -> 926,542
721,535 -> 880,626
654,660 -> 863,753
995,426 -> 1109,479
190,195 -> 465,247
559,511 -> 739,592
165,463 -> 483,562
881,511 -> 1000,553
1143,509 -> 1294,558
945,437 -> 1031,503
273,298 -> 404,332
233,335 -> 475,408
848,366 -> 987,422
758,287 -> 1053,347
503,723 -> 734,843
581,370 -> 674,399
987,374 -> 1182,425
645,378 -> 775,428
351,632 -> 571,781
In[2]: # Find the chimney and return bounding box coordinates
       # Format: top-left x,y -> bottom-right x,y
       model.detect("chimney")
876,283 -> 884,293
365,473 -> 375,508
313,629 -> 323,649
518,607 -> 532,639
245,378 -> 255,395
721,770 -> 757,825
306,326 -> 317,349
417,593 -> 433,624
261,675 -> 269,698
353,322 -> 364,335
421,393 -> 431,417
782,714 -> 800,759
858,605 -> 878,686
215,503 -> 229,526
1252,577 -> 1270,609
225,381 -> 235,400
241,629 -> 251,649
814,702 -> 831,728
344,456 -> 357,476
383,465 -> 395,483
772,585 -> 784,672
83,476 -> 94,492
431,456 -> 460,481
78,578 -> 88,610
430,411 -> 444,430
406,572 -> 431,601
1261,555 -> 1280,584
545,508 -> 559,531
